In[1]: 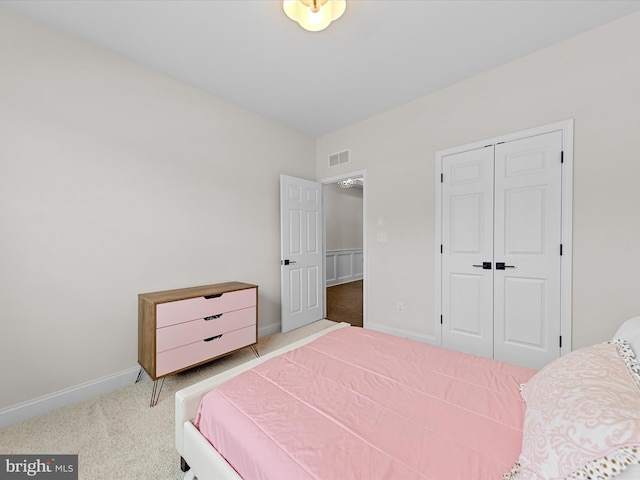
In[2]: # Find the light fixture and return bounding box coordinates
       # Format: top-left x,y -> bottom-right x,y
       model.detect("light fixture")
283,0 -> 346,32
338,177 -> 363,189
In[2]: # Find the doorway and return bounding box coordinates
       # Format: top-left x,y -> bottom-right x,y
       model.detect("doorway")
322,173 -> 365,327
326,279 -> 363,327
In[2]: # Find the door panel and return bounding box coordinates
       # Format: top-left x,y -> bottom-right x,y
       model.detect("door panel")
504,187 -> 545,253
289,208 -> 301,254
280,175 -> 324,333
288,268 -> 302,314
502,276 -> 545,346
441,146 -> 494,359
493,131 -> 563,368
450,273 -> 484,335
451,194 -> 484,253
307,209 -> 319,253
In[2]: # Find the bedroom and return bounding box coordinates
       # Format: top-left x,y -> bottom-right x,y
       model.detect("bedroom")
1,0 -> 640,475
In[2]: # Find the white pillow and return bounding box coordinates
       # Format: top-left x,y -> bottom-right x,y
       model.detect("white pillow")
613,316 -> 640,352
505,340 -> 640,480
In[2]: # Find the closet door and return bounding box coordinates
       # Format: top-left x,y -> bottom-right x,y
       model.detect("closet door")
441,146 -> 494,359
440,130 -> 563,369
493,131 -> 563,368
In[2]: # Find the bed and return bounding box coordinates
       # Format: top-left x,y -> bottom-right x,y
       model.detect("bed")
175,318 -> 640,480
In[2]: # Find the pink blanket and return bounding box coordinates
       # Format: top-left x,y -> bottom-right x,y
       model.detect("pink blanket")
195,327 -> 535,479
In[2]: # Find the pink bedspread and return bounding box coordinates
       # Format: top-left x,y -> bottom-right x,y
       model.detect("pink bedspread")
195,327 -> 536,479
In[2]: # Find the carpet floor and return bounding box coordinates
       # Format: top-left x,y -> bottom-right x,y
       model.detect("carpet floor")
0,319 -> 337,480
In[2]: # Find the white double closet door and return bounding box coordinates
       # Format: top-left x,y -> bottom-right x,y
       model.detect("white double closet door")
441,130 -> 563,369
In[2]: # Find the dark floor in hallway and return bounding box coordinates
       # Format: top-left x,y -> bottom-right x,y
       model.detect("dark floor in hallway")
326,280 -> 363,327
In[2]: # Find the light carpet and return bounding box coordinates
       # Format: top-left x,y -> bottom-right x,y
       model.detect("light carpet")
0,320 -> 337,480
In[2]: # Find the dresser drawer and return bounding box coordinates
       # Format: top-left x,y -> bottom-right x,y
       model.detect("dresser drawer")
156,287 -> 256,328
156,306 -> 256,353
156,325 -> 256,377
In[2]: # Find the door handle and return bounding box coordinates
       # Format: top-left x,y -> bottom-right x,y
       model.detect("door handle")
282,259 -> 297,265
472,262 -> 492,270
496,262 -> 515,270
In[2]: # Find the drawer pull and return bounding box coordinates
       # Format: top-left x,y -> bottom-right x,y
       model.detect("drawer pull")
204,334 -> 223,342
204,314 -> 223,321
204,293 -> 223,299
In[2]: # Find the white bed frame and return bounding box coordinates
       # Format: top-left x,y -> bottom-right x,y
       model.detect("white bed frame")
175,318 -> 640,480
175,322 -> 351,480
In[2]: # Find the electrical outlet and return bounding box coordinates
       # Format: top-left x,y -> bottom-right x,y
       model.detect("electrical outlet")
377,232 -> 387,242
397,302 -> 404,313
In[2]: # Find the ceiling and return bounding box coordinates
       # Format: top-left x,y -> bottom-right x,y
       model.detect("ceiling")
3,0 -> 640,137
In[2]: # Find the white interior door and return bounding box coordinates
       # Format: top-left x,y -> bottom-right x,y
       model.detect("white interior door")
440,130 -> 564,369
441,146 -> 495,359
280,175 -> 324,333
493,131 -> 563,368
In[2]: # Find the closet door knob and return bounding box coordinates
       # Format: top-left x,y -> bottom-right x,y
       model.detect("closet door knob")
496,262 -> 515,270
472,262 -> 492,270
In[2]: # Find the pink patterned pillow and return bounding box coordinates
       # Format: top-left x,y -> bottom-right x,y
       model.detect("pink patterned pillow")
505,341 -> 640,480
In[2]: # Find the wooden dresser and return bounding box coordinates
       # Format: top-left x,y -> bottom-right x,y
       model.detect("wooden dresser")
138,281 -> 258,405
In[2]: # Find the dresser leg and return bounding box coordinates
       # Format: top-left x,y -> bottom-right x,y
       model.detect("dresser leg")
250,344 -> 260,357
150,378 -> 165,407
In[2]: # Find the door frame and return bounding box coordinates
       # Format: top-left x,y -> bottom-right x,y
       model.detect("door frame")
320,170 -> 367,327
434,120 -> 574,356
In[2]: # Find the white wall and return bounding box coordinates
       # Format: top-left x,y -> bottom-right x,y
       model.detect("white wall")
316,12 -> 640,347
0,9 -> 315,411
324,183 -> 363,251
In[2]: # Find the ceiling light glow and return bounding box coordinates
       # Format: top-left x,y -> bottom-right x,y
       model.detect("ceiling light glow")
283,0 -> 346,32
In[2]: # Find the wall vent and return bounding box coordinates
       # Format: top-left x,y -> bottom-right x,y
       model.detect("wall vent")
329,149 -> 350,167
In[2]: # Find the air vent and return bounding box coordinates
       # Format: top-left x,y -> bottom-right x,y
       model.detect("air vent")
329,149 -> 350,167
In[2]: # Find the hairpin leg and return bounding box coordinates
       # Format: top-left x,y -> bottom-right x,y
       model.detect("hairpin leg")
150,378 -> 165,407
249,344 -> 260,358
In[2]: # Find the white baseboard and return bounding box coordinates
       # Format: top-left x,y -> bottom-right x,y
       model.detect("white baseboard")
258,322 -> 281,338
0,366 -> 140,429
0,324 -> 282,430
0,319 -> 286,429
365,321 -> 438,346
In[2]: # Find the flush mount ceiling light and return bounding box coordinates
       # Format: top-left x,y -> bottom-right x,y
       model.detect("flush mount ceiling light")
337,177 -> 363,189
283,0 -> 346,32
